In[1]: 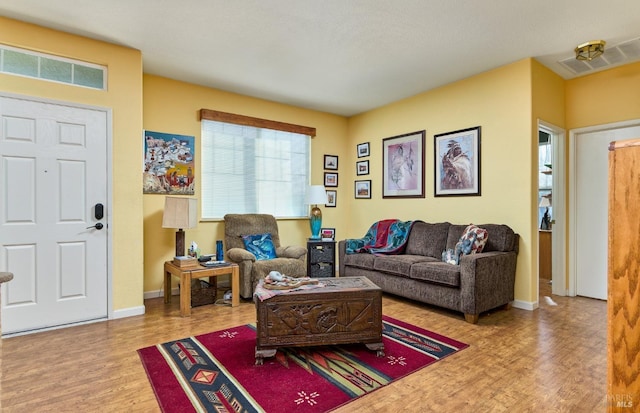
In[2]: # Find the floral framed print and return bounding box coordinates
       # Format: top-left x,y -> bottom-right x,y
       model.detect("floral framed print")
324,154 -> 338,170
356,160 -> 369,175
382,130 -> 425,198
357,142 -> 370,158
324,172 -> 338,187
355,180 -> 371,199
434,126 -> 481,197
325,189 -> 337,207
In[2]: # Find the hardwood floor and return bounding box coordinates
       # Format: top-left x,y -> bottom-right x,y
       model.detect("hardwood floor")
0,281 -> 607,412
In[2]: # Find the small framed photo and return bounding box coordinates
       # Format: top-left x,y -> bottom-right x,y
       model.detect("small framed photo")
321,228 -> 335,240
434,126 -> 481,197
324,172 -> 338,187
357,142 -> 370,158
356,160 -> 369,175
355,180 -> 371,199
324,154 -> 338,170
325,190 -> 337,207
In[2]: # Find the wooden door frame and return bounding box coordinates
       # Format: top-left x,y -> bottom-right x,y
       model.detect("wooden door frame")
538,120 -> 566,297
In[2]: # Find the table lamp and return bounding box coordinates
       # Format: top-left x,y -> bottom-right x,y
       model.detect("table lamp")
306,185 -> 328,239
162,197 -> 198,257
539,196 -> 551,230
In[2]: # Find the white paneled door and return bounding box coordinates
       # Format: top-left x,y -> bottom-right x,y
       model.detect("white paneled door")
574,124 -> 640,300
0,95 -> 108,334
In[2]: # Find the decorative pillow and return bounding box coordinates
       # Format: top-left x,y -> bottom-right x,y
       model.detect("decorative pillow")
454,225 -> 489,259
242,233 -> 277,260
442,248 -> 459,265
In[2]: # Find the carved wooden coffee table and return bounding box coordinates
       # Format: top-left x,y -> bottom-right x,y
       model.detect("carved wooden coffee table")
254,276 -> 384,365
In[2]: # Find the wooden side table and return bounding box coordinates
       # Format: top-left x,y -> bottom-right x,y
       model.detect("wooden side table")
164,261 -> 239,316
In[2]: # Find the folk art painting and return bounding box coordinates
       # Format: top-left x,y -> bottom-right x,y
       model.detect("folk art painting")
143,130 -> 195,195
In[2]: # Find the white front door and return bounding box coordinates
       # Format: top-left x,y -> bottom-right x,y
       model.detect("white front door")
0,95 -> 109,335
574,124 -> 640,300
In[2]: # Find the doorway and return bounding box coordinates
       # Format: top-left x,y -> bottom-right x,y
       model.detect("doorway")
0,94 -> 110,335
569,120 -> 640,299
538,121 -> 565,298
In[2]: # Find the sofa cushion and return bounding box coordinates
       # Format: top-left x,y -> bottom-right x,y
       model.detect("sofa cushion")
446,224 -> 470,251
342,252 -> 376,270
477,224 -> 517,252
410,262 -> 461,287
373,255 -> 437,277
405,221 -> 450,258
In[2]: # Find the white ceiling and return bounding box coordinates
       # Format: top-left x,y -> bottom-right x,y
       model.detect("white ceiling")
1,0 -> 639,116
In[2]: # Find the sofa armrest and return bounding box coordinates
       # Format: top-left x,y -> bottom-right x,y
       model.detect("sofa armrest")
276,245 -> 307,260
338,240 -> 347,276
459,251 -> 518,316
226,247 -> 256,263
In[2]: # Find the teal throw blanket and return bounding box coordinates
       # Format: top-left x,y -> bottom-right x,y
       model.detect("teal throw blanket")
345,219 -> 417,255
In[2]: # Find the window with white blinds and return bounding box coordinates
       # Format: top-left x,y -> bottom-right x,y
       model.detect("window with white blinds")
201,119 -> 311,219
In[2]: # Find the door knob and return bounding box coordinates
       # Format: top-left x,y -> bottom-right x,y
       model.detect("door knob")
86,223 -> 104,230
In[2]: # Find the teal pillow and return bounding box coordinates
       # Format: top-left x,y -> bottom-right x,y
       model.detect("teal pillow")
242,233 -> 277,260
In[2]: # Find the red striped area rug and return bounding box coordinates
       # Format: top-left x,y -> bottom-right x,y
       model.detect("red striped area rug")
138,316 -> 468,413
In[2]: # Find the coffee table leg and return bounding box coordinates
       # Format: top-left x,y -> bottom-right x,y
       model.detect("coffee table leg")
365,342 -> 385,357
255,348 -> 277,365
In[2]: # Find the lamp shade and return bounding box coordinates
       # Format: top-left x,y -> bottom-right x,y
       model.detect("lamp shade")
306,185 -> 328,205
539,197 -> 551,208
162,197 -> 198,229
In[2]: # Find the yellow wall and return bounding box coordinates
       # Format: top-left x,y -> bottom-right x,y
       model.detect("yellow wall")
347,59 -> 535,304
566,61 -> 640,129
532,60 -> 566,129
531,60 -> 566,296
8,15 -> 638,313
0,17 -> 144,312
142,75 -> 349,294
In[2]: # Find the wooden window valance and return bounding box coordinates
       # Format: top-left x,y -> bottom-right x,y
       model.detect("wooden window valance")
199,109 -> 316,137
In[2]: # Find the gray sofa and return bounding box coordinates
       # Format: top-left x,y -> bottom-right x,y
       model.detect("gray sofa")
338,222 -> 519,323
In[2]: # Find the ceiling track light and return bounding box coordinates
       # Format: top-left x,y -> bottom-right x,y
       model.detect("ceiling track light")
575,40 -> 606,61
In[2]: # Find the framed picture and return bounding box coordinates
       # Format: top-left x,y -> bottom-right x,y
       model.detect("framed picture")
143,130 -> 195,195
382,130 -> 425,198
320,228 -> 335,240
354,180 -> 371,199
325,189 -> 337,207
434,126 -> 481,197
324,172 -> 338,187
324,154 -> 338,170
357,142 -> 370,158
356,160 -> 369,175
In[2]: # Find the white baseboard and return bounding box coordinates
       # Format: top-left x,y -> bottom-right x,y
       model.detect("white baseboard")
112,305 -> 145,319
512,299 -> 537,311
144,287 -> 179,300
144,280 -> 231,301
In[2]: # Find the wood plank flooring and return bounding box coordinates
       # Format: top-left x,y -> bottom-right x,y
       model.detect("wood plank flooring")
0,280 -> 607,412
